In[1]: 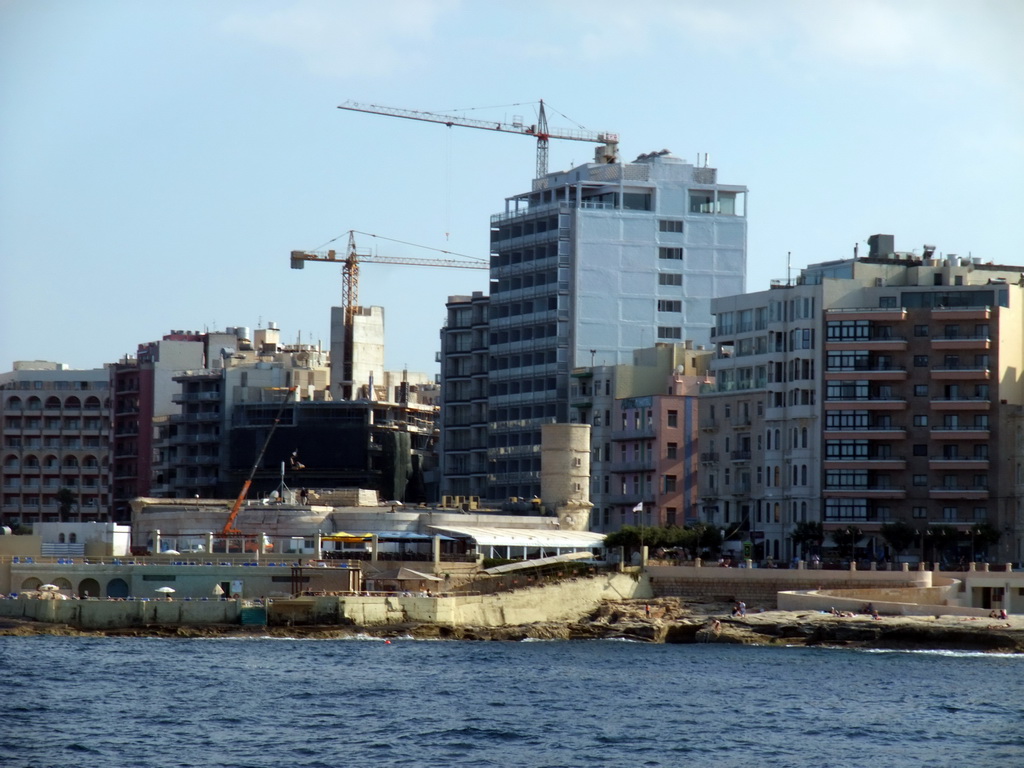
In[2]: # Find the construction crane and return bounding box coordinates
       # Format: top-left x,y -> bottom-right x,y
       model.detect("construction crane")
220,386 -> 297,545
290,231 -> 487,316
290,231 -> 488,399
338,100 -> 619,179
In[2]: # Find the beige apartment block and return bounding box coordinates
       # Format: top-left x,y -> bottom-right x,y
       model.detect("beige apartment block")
702,236 -> 1024,565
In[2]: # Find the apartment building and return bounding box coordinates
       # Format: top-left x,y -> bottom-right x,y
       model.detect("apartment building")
702,236 -> 1024,564
1,362 -> 111,527
572,343 -> 712,533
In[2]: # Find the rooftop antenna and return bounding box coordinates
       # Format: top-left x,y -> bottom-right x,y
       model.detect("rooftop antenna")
787,251 -> 792,286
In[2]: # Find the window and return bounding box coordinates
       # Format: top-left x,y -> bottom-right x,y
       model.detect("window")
658,219 -> 683,233
913,474 -> 927,486
943,506 -> 958,522
657,300 -> 682,313
689,192 -> 715,213
914,355 -> 929,367
913,415 -> 928,427
879,296 -> 897,308
658,327 -> 681,340
658,247 -> 683,261
914,385 -> 928,397
914,325 -> 929,337
667,410 -> 678,428
913,506 -> 927,519
663,475 -> 678,493
658,273 -> 683,286
666,442 -> 678,459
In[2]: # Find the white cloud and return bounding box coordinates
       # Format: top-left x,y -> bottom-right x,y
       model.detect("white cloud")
221,0 -> 460,79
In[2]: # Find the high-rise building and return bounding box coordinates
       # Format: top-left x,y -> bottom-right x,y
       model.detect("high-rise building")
445,150 -> 747,503
1,361 -> 112,527
701,237 -> 1024,565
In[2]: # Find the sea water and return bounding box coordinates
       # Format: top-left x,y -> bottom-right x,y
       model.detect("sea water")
0,636 -> 1020,768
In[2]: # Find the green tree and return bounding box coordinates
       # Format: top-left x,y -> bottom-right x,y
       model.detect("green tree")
880,520 -> 917,559
790,521 -> 824,558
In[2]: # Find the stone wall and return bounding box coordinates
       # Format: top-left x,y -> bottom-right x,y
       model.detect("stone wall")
271,572 -> 653,628
647,564 -> 932,610
0,596 -> 241,629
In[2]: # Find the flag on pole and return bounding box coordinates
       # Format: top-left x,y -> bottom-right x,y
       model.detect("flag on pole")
632,502 -> 643,513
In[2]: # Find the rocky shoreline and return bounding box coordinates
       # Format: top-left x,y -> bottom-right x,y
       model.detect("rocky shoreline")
3,598 -> 1022,653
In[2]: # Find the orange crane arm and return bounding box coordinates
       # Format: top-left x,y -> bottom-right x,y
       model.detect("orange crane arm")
221,386 -> 297,536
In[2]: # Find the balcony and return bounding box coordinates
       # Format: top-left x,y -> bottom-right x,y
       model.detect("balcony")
928,457 -> 990,470
615,459 -> 656,473
730,450 -> 751,462
930,336 -> 991,351
172,391 -> 222,404
823,486 -> 907,499
700,452 -> 719,464
931,367 -> 990,381
930,397 -> 990,411
825,337 -> 907,351
929,486 -> 989,500
824,398 -> 906,411
823,457 -> 907,471
826,307 -> 907,322
930,426 -> 990,440
824,366 -> 907,382
611,427 -> 656,441
823,427 -> 906,440
931,306 -> 990,321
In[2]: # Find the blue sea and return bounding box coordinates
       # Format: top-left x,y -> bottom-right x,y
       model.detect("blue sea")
0,635 -> 1020,768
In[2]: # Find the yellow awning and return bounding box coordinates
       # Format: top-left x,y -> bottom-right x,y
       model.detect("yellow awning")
321,531 -> 372,543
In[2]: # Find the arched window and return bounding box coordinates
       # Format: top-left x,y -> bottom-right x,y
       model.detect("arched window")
69,533 -> 77,544
801,427 -> 808,448
58,533 -> 66,543
801,464 -> 808,485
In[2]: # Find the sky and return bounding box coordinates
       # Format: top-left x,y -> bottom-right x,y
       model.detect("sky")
2,0 -> 1021,376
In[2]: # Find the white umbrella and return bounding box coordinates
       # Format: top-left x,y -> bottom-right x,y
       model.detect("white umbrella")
155,587 -> 176,594
212,584 -> 225,596
39,584 -> 60,592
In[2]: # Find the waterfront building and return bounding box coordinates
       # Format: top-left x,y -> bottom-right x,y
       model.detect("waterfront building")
438,291 -> 490,501
441,149 -> 748,503
701,236 -> 1024,564
1,361 -> 112,528
572,343 -> 712,532
110,332 -> 209,520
